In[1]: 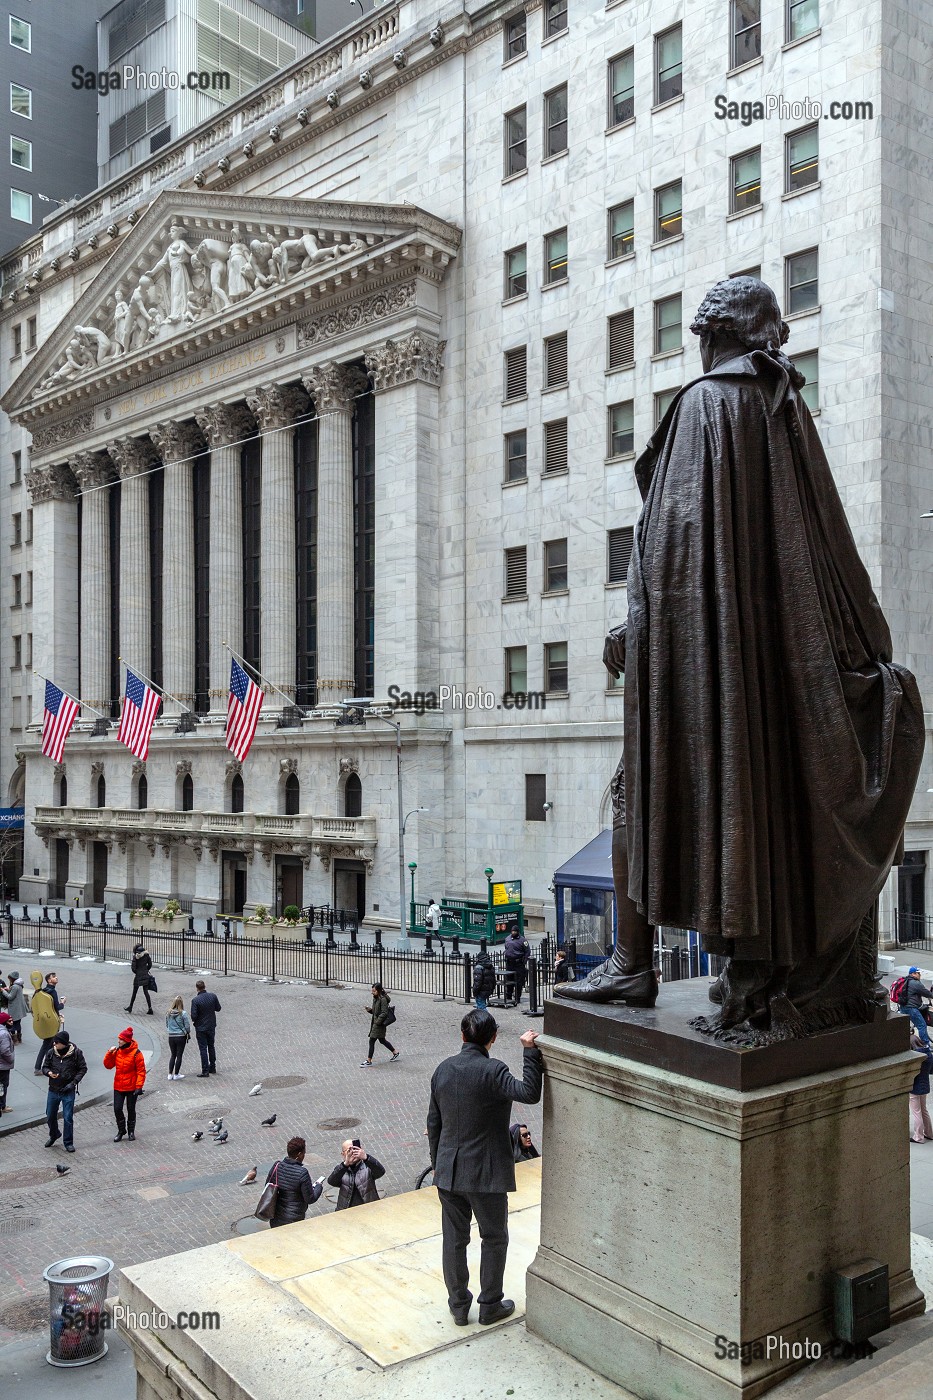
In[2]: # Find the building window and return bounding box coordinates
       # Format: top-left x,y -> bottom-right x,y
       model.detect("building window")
785,248 -> 819,313
786,124 -> 818,191
791,350 -> 818,412
545,641 -> 568,693
655,24 -> 682,105
731,264 -> 762,279
544,84 -> 568,157
543,538 -> 568,593
12,450 -> 21,483
25,633 -> 31,668
344,772 -> 362,817
504,430 -> 527,483
137,774 -> 148,811
655,180 -> 682,241
607,309 -> 634,369
505,645 -> 528,695
504,12 -> 527,60
731,148 -> 761,211
608,200 -> 634,259
544,419 -> 568,474
731,0 -> 761,67
544,332 -> 568,388
108,90 -> 167,159
608,50 -> 634,127
787,0 -> 819,42
504,245 -> 527,298
182,773 -> 194,811
10,188 -> 31,222
11,324 -> 21,357
9,15 -> 30,50
504,106 -> 527,176
504,546 -> 528,598
544,227 -> 568,284
655,388 -> 679,424
504,346 -> 527,400
96,774 -> 106,809
12,634 -> 21,668
525,773 -> 547,821
10,135 -> 31,170
10,82 -> 31,118
231,773 -> 244,813
544,0 -> 568,39
26,569 -> 32,604
284,772 -> 300,816
608,402 -> 635,458
12,574 -> 21,607
608,526 -> 635,584
26,508 -> 33,542
59,775 -> 68,807
26,315 -> 36,351
12,513 -> 21,546
654,294 -> 682,354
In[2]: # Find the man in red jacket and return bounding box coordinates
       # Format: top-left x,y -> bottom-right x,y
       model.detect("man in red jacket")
103,1026 -> 146,1142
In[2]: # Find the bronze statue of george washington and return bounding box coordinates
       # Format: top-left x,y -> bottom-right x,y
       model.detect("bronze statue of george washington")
556,278 -> 924,1042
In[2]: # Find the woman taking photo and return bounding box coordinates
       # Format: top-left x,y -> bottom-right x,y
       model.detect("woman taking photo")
360,982 -> 399,1067
165,995 -> 191,1079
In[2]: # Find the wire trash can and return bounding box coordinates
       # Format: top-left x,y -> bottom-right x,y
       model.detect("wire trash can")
43,1255 -> 114,1366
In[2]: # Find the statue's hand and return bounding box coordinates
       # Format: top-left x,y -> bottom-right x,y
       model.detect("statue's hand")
603,626 -> 627,680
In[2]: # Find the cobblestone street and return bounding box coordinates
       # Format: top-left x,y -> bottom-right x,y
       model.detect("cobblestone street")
0,958 -> 543,1337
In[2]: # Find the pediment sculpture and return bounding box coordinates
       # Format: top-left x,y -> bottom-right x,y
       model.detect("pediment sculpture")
37,218 -> 367,395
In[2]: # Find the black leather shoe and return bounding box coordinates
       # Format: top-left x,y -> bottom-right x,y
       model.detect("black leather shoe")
44,1136 -> 60,1148
127,1132 -> 136,1141
197,1072 -> 210,1078
65,1145 -> 75,1153
479,1299 -> 515,1325
449,1307 -> 470,1326
553,960 -> 658,1007
113,1132 -> 125,1142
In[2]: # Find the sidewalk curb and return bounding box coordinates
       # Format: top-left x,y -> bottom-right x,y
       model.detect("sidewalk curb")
0,1089 -> 111,1138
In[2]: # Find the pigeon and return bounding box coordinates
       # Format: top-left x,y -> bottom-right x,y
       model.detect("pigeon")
208,1117 -> 223,1130
240,1166 -> 257,1184
214,1129 -> 228,1144
261,1113 -> 276,1127
248,1084 -> 263,1097
191,1131 -> 203,1141
56,1164 -> 70,1176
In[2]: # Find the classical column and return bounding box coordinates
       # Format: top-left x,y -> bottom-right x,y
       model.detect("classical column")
244,384 -> 310,704
70,451 -> 116,715
110,436 -> 158,681
364,332 -> 446,695
194,402 -> 256,711
25,463 -> 79,726
150,420 -> 205,712
301,363 -> 358,703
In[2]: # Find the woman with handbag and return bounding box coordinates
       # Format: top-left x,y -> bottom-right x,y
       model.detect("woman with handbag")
360,982 -> 399,1067
258,1136 -> 323,1228
165,995 -> 191,1079
126,944 -> 154,1015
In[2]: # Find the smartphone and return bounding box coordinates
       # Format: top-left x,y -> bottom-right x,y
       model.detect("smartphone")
351,1139 -> 361,1148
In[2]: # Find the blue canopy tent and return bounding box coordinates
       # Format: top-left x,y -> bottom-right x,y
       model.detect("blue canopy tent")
553,829 -> 616,958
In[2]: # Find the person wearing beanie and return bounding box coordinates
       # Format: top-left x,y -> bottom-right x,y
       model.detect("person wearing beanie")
103,1027 -> 147,1141
126,944 -> 154,1015
0,1011 -> 14,1113
42,1030 -> 88,1153
898,967 -> 933,1048
5,973 -> 26,1042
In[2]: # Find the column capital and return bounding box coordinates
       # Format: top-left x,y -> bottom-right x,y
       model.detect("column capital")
150,419 -> 206,463
111,435 -> 159,480
364,332 -> 446,393
70,450 -> 116,491
245,383 -> 310,432
25,463 -> 77,504
301,362 -> 365,415
194,401 -> 256,449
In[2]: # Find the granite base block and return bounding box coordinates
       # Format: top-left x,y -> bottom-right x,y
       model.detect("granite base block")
526,1021 -> 924,1400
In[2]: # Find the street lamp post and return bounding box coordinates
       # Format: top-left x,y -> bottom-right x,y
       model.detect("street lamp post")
408,862 -> 417,929
484,867 -> 494,945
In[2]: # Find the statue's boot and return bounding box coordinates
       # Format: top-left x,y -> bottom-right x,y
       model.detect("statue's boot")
553,925 -> 657,1008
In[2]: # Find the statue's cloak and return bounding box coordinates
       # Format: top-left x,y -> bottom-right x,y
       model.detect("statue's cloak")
624,350 -> 924,963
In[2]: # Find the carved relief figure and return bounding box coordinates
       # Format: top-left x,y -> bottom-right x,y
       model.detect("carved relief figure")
192,239 -> 231,313
146,221 -> 196,323
112,286 -> 129,354
74,324 -> 112,364
249,239 -> 278,287
226,226 -> 255,302
124,274 -> 156,351
273,233 -> 364,282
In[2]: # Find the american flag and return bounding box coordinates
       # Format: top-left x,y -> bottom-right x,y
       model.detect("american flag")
226,658 -> 263,761
41,681 -> 80,763
117,668 -> 162,760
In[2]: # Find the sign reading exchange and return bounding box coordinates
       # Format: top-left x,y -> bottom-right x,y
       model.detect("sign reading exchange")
111,343 -> 269,422
0,808 -> 25,829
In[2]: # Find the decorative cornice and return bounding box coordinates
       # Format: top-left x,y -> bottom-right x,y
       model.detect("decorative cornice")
25,464 -> 77,505
245,383 -> 310,432
70,450 -> 116,491
301,363 -> 361,415
298,280 -> 417,350
111,435 -> 159,479
194,402 -> 256,449
365,331 -> 446,392
30,412 -> 96,454
149,419 -> 207,463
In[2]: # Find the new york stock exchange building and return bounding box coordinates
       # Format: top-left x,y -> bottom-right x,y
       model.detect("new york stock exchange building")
1,0 -> 930,932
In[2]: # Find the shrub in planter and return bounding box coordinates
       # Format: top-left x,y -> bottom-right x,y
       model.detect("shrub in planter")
283,905 -> 301,922
141,899 -> 154,911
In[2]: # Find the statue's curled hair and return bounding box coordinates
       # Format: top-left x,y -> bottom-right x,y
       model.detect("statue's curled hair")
690,277 -> 805,388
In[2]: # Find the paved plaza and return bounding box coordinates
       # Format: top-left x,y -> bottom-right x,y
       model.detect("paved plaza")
0,956 -> 543,1341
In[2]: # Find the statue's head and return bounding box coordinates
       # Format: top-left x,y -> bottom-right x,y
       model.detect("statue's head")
169,221 -> 187,239
691,277 -> 789,369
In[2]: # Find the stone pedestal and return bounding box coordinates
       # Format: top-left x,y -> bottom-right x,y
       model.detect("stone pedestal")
526,985 -> 924,1400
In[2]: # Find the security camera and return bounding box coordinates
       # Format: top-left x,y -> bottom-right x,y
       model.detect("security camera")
542,801 -> 553,812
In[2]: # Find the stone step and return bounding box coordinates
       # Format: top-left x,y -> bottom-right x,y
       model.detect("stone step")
771,1316 -> 933,1398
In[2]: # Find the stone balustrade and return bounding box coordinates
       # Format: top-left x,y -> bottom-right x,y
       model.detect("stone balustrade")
33,806 -> 377,846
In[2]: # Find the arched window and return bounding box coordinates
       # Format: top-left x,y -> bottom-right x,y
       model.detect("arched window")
96,774 -> 106,809
182,773 -> 194,812
284,772 -> 300,816
231,773 -> 244,814
58,775 -> 68,807
137,774 -> 148,810
344,772 -> 362,818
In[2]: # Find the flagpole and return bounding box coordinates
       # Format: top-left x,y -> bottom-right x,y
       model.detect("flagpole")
118,657 -> 190,715
32,670 -> 109,720
223,642 -> 304,714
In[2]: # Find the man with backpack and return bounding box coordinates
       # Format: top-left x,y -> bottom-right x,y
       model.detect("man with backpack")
893,967 -> 933,1047
503,929 -> 530,1008
473,949 -> 497,1010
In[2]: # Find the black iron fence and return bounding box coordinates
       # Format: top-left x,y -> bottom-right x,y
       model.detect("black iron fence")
893,911 -> 933,954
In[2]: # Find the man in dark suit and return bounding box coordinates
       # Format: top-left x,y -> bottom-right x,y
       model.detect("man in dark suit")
427,1008 -> 542,1327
